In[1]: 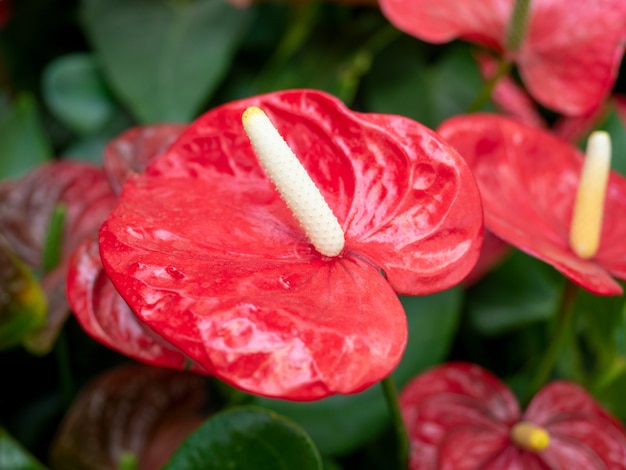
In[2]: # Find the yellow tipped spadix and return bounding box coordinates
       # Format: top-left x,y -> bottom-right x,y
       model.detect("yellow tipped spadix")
510,421 -> 550,452
241,106 -> 345,257
569,131 -> 611,259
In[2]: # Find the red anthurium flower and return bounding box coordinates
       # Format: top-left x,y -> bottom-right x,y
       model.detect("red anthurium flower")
81,89 -> 483,400
378,0 -> 626,116
400,363 -> 626,469
438,114 -> 626,295
0,161 -> 116,352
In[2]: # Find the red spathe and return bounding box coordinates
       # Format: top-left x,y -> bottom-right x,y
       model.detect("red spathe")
77,90 -> 482,400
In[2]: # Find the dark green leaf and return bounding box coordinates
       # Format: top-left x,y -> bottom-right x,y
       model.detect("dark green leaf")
42,53 -> 114,135
362,41 -> 484,129
164,406 -> 322,470
0,94 -> 52,180
0,428 -> 48,470
467,250 -> 565,336
257,287 -> 462,456
81,0 -> 253,123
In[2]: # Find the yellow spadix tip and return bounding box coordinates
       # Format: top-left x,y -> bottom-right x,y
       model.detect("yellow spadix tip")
510,421 -> 550,452
569,131 -> 611,259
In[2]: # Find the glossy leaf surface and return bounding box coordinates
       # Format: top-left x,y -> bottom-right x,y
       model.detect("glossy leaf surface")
42,53 -> 114,135
81,0 -> 252,123
468,250 -> 564,335
96,89 -> 483,399
0,427 -> 47,470
164,406 -> 322,470
400,363 -> 626,469
50,364 -> 207,470
0,94 -> 51,179
379,0 -> 626,115
438,114 -> 626,295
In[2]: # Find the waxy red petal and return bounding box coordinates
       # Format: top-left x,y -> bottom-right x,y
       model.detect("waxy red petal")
379,0 -> 508,50
525,382 -> 626,469
67,238 -> 203,372
379,0 -> 626,115
521,0 -> 626,116
401,363 -> 626,469
438,114 -> 626,295
104,124 -> 186,195
400,363 -> 520,468
99,89 -> 482,399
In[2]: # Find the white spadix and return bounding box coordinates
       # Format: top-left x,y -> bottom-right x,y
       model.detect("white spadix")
242,106 -> 345,257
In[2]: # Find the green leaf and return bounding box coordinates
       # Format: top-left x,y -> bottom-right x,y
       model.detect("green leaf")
81,0 -> 253,123
257,287 -> 462,456
362,41 -> 484,129
42,53 -> 114,135
0,428 -> 48,470
0,237 -> 47,351
467,250 -> 565,336
164,406 -> 322,470
0,94 -> 52,180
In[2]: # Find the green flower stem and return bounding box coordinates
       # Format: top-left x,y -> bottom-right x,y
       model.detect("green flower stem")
43,204 -> 66,273
381,375 -> 409,469
526,280 -> 579,403
505,0 -> 532,51
338,24 -> 401,106
467,0 -> 532,112
466,58 -> 512,113
261,2 -> 320,78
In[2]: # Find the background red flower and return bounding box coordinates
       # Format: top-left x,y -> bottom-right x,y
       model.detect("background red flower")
438,113 -> 626,295
400,363 -> 626,469
379,0 -> 626,115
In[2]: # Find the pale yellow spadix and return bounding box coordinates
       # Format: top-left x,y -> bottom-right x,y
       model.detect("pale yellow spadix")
569,131 -> 611,259
241,106 -> 345,257
510,421 -> 550,452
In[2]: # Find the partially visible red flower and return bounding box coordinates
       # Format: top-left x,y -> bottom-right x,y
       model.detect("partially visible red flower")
0,161 -> 116,352
68,124 -> 203,371
103,124 -> 186,195
438,114 -> 626,295
50,364 -> 207,470
400,363 -> 626,469
379,0 -> 626,116
70,89 -> 483,400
